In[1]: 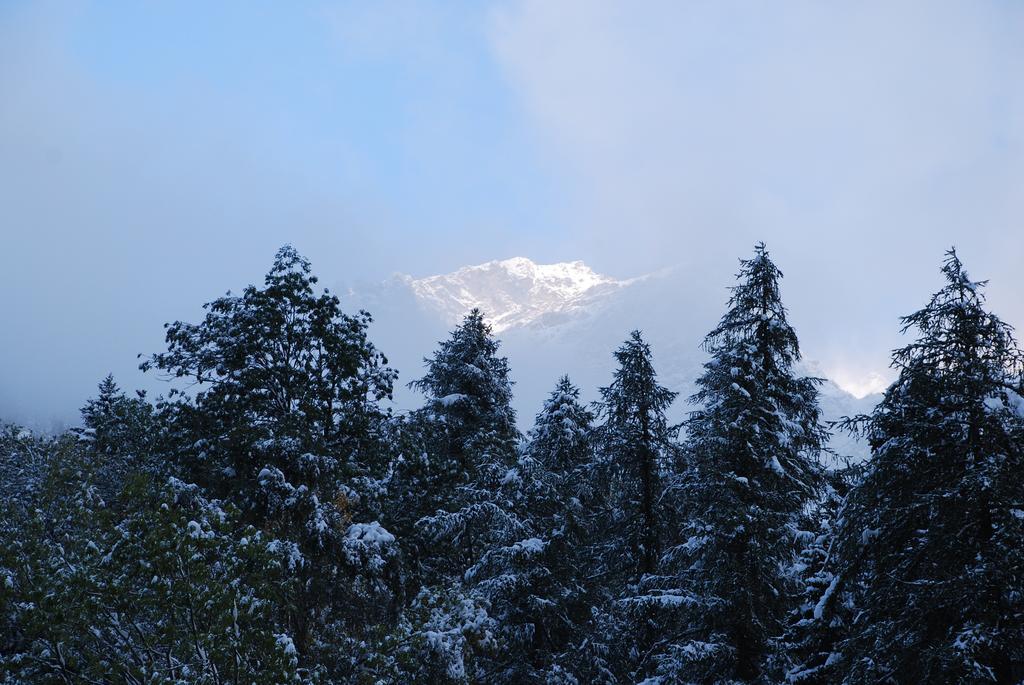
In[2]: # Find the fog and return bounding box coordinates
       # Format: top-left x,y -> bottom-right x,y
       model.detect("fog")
1,1 -> 1021,429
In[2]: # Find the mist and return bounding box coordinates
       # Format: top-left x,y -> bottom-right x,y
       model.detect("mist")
2,0 -> 1022,429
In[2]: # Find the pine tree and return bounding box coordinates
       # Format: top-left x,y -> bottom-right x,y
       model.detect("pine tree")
507,376 -> 604,680
396,309 -> 531,681
829,249 -> 1024,683
408,309 -> 518,497
649,243 -> 827,683
401,308 -> 521,572
595,331 -> 678,583
590,331 -> 678,681
78,375 -> 153,459
75,374 -> 156,504
141,245 -> 400,678
775,470 -> 854,684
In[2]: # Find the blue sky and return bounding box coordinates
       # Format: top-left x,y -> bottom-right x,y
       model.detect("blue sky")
2,1 -> 566,274
2,0 -> 1023,425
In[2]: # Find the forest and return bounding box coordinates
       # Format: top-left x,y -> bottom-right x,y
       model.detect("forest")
2,243 -> 1023,684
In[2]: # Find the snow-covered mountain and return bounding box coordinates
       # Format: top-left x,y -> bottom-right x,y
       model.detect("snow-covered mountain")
345,257 -> 880,464
404,257 -> 632,332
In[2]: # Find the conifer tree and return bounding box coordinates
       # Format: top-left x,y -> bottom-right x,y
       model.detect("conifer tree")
648,243 -> 827,683
403,308 -> 521,572
396,309 -> 531,681
141,246 -> 400,678
775,471 -> 854,684
0,437 -> 300,684
829,249 -> 1024,683
591,332 -> 678,681
0,425 -> 51,517
595,331 -> 678,583
78,375 -> 153,460
75,374 -> 156,504
509,376 -> 603,680
409,309 -> 518,491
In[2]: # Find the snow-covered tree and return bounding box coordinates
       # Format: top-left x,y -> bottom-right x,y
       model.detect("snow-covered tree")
0,439 -> 301,684
646,243 -> 827,683
0,425 -> 52,519
774,471 -> 854,684
75,374 -> 157,504
391,309 -> 531,681
594,331 -> 678,583
368,584 -> 496,684
487,376 -> 606,681
829,249 -> 1024,683
401,309 -> 521,571
409,309 -> 517,447
141,245 -> 400,677
402,308 -> 519,515
78,375 -> 154,460
142,245 -> 396,495
14,239 -> 1024,682
590,331 -> 679,681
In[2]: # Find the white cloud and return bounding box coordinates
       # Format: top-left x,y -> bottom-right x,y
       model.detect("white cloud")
488,0 -> 1024,380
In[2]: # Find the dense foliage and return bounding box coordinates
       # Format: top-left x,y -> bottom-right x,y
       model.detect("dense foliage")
3,245 -> 1023,683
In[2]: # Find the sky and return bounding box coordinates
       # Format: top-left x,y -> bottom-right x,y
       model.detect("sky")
1,0 -> 1022,427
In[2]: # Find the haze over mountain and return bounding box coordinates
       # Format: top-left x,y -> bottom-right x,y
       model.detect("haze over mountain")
345,256 -> 878,463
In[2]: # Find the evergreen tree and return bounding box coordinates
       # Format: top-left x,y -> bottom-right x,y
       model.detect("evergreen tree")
401,308 -> 521,573
15,237 -> 1024,682
0,438 -> 300,684
369,583 -> 497,684
591,331 -> 678,681
78,375 -> 154,460
75,374 -> 157,504
396,309 -> 530,681
829,249 -> 1024,683
505,376 -> 604,681
649,243 -> 827,683
774,471 -> 854,684
595,331 -> 678,583
141,245 -> 400,678
0,425 -> 51,518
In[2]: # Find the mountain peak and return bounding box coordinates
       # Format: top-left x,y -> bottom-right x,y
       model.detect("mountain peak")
408,257 -> 626,332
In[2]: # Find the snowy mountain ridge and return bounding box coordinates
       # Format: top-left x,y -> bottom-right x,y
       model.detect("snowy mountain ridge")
405,257 -> 633,332
350,256 -> 881,463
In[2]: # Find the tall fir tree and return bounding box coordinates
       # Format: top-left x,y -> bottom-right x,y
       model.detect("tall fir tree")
594,330 -> 678,583
409,309 -> 519,484
397,309 -> 531,681
828,249 -> 1024,683
647,243 -> 827,683
590,331 -> 678,681
511,376 -> 606,681
401,308 -> 521,571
